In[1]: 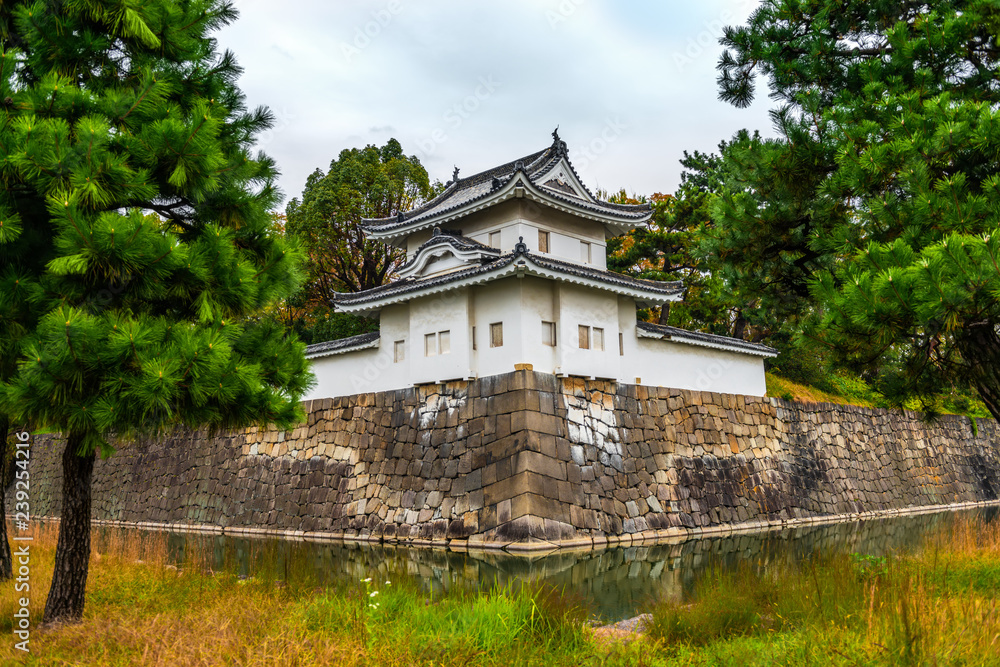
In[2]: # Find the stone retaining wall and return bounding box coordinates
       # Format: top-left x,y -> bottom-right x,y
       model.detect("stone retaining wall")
22,371 -> 1000,550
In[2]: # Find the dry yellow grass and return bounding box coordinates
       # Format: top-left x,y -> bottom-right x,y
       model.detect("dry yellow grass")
0,523 -> 369,666
1,515 -> 998,666
765,372 -> 877,407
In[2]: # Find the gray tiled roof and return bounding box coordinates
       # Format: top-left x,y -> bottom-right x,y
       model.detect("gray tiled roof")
333,249 -> 683,309
527,253 -> 683,295
636,321 -> 778,357
396,231 -> 501,276
413,231 -> 499,256
335,255 -> 520,307
304,331 -> 380,358
361,138 -> 651,233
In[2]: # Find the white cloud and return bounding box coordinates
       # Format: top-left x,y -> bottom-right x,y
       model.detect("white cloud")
216,0 -> 774,205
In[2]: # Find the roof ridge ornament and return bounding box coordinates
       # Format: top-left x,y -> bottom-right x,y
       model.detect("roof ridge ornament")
551,125 -> 568,157
491,176 -> 502,190
452,166 -> 460,182
514,160 -> 525,172
397,212 -> 405,222
432,227 -> 441,236
514,236 -> 528,255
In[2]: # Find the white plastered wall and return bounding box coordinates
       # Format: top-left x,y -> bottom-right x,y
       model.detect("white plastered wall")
466,276 -> 623,380
450,200 -> 609,269
555,282 -> 619,380
516,202 -> 608,270
408,287 -> 472,384
629,338 -> 768,396
471,278 -> 528,379
301,304 -> 409,400
304,278 -> 769,400
615,296 -> 768,395
506,276 -> 558,373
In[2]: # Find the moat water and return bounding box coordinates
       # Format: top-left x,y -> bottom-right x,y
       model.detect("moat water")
95,507 -> 1000,622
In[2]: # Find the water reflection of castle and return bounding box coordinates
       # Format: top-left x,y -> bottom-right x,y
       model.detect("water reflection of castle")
145,508 -> 996,622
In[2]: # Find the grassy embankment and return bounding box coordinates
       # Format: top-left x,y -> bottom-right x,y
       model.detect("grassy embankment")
0,515 -> 999,665
765,371 -> 992,418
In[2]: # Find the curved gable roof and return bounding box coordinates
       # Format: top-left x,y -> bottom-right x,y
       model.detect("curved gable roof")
332,246 -> 683,314
361,133 -> 651,243
396,230 -> 500,279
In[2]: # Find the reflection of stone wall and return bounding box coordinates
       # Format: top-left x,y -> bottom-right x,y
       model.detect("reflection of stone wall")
23,371 -> 1000,550
129,509 -> 994,622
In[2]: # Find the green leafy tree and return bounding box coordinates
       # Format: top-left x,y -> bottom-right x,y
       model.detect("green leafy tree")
0,0 -> 310,624
713,0 -> 1000,419
608,144 -> 776,342
282,140 -> 433,343
703,122 -> 847,328
286,139 -> 432,297
606,190 -> 693,325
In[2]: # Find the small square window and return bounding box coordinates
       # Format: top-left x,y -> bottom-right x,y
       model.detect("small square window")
619,332 -> 624,356
490,322 -> 504,348
438,330 -> 451,354
578,325 -> 590,350
593,327 -> 605,351
394,339 -> 406,363
424,333 -> 437,357
580,241 -> 591,264
489,231 -> 501,249
538,230 -> 550,253
542,321 -> 556,346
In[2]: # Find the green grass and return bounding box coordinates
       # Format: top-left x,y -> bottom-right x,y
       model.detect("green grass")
767,372 -> 878,408
766,371 -> 991,418
2,516 -> 999,665
644,516 -> 1000,666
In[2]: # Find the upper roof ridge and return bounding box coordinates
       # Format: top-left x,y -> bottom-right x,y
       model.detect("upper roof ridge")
360,133 -> 653,239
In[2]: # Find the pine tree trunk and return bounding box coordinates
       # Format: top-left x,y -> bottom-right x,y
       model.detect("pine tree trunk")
658,303 -> 671,325
957,322 -> 1000,423
732,312 -> 748,340
0,414 -> 12,581
42,432 -> 94,625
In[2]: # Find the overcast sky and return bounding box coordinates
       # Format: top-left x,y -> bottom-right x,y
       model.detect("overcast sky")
215,0 -> 775,206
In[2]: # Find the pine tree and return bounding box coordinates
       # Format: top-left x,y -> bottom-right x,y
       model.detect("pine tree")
0,418 -> 11,581
713,0 -> 1000,419
608,142 -> 781,342
607,190 -> 698,326
0,0 -> 310,624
